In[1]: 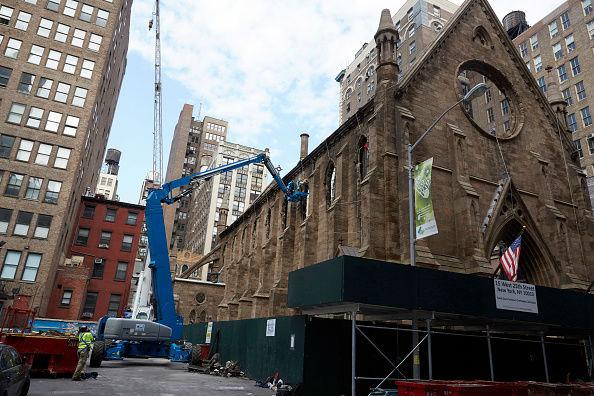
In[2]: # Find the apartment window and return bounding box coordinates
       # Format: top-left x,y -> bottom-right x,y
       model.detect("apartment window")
14,211 -> 33,236
71,28 -> 85,47
36,77 -> 53,98
26,107 -> 43,128
34,144 -> 51,166
126,212 -> 137,225
82,205 -> 95,218
33,214 -> 52,239
562,88 -> 573,106
28,45 -> 44,65
0,135 -> 14,158
16,140 -> 34,162
47,0 -> 61,12
485,89 -> 492,103
576,81 -> 587,101
583,0 -> 592,16
530,34 -> 539,50
99,231 -> 111,247
37,18 -> 53,37
519,42 -> 528,57
549,21 -> 559,38
570,57 -> 581,76
54,82 -> 70,102
5,173 -> 23,197
60,290 -> 72,306
115,262 -> 127,280
63,115 -> 79,136
558,64 -> 568,83
80,59 -> 94,78
54,23 -> 69,42
5,38 -> 22,59
560,11 -> 570,30
565,34 -> 576,52
107,294 -> 120,317
582,106 -> 592,127
105,208 -> 116,222
44,180 -> 61,203
17,73 -> 35,95
45,111 -> 62,132
534,55 -> 542,72
89,33 -> 102,51
553,42 -> 563,60
0,66 -> 11,87
409,40 -> 416,55
80,4 -> 93,21
0,251 -> 21,279
121,235 -> 133,251
587,20 -> 594,39
576,139 -> 584,158
63,0 -> 78,17
92,259 -> 104,278
63,54 -> 78,74
25,177 -> 42,200
75,227 -> 89,245
504,120 -> 511,132
486,108 -> 495,123
15,11 -> 31,30
54,147 -> 70,169
82,292 -> 98,317
45,50 -> 61,69
72,87 -> 87,107
0,6 -> 13,25
7,103 -> 25,124
96,9 -> 108,27
0,208 -> 12,234
501,98 -> 510,116
21,253 -> 41,281
589,136 -> 594,154
407,23 -> 415,38
537,76 -> 547,93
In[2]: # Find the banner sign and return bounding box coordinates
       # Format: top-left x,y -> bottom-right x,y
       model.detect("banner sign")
494,279 -> 538,314
266,319 -> 276,337
414,157 -> 438,239
205,322 -> 213,343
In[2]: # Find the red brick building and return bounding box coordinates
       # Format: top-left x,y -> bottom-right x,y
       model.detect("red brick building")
46,195 -> 144,321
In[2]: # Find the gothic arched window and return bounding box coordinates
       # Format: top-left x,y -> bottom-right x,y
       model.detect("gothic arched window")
265,208 -> 271,239
358,136 -> 369,178
281,198 -> 289,230
326,163 -> 337,206
299,182 -> 309,221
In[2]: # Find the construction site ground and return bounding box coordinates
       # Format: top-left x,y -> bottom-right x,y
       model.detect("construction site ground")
29,358 -> 276,396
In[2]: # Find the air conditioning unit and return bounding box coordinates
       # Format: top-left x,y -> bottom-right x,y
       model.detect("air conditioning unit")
98,243 -> 109,248
81,312 -> 93,319
94,257 -> 103,264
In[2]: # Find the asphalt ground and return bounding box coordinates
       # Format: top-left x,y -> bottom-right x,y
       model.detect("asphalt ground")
29,358 -> 276,396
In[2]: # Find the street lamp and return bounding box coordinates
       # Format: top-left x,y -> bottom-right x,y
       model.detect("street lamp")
407,82 -> 488,267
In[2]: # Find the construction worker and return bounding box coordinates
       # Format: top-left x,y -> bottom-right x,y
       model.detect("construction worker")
72,325 -> 94,381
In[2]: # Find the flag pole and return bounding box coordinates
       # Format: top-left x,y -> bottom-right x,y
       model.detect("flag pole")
492,225 -> 526,279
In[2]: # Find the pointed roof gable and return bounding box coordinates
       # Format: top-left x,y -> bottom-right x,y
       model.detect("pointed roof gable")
375,8 -> 396,39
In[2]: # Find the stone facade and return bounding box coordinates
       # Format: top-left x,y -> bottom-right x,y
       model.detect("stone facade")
173,278 -> 225,324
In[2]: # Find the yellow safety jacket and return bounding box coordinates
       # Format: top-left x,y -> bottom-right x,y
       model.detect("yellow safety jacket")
78,331 -> 94,351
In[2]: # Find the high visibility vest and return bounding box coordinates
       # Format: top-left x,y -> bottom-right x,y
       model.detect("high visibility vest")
78,331 -> 94,351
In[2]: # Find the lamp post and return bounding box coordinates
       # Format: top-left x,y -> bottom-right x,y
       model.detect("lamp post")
407,82 -> 488,267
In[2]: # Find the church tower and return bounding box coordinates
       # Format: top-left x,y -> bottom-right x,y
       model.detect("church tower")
374,9 -> 399,84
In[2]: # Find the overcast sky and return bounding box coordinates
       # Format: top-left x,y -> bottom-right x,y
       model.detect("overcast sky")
108,0 -> 566,203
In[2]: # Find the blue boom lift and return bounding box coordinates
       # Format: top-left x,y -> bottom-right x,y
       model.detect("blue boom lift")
89,152 -> 307,366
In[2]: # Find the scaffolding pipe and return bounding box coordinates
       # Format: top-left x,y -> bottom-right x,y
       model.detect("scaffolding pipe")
426,319 -> 433,380
486,325 -> 494,381
352,310 -> 356,396
541,334 -> 550,382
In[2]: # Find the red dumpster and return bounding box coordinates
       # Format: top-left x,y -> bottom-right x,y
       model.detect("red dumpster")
199,344 -> 210,361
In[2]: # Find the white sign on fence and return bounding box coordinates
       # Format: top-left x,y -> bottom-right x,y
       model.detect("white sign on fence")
205,322 -> 213,344
266,319 -> 276,337
494,279 -> 538,314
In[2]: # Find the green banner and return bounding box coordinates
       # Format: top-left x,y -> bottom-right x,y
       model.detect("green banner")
414,157 -> 438,240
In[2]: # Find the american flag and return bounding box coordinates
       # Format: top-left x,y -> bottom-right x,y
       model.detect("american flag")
500,235 -> 522,282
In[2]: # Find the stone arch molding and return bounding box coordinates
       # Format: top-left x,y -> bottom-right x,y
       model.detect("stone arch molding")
482,178 -> 559,287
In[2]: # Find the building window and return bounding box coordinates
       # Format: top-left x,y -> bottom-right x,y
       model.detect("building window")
105,208 -> 116,222
549,20 -> 559,38
0,5 -> 13,25
519,42 -> 528,57
358,136 -> 369,178
47,0 -> 61,12
55,23 -> 69,42
54,147 -> 70,169
552,42 -> 563,60
0,135 -> 15,158
61,290 -> 72,306
487,108 -> 495,123
537,76 -> 547,93
533,55 -> 542,72
17,73 -> 35,94
15,11 -> 31,30
21,253 -> 41,282
82,292 -> 98,318
16,140 -> 33,162
36,77 -> 53,98
89,33 -> 102,51
581,106 -> 592,127
583,0 -> 592,16
570,57 -> 581,76
45,111 -> 62,133
72,87 -> 87,107
44,180 -> 61,203
80,4 -> 93,21
562,88 -> 573,106
4,38 -> 22,59
92,259 -> 104,278
589,136 -> 594,155
107,294 -> 121,317
558,64 -> 568,83
565,34 -> 576,53
0,251 -> 21,279
0,66 -> 11,87
407,23 -> 415,38
26,45 -> 44,66
326,162 -> 336,206
280,198 -> 288,230
99,231 -> 111,247
64,115 -> 79,136
75,227 -> 89,245
0,208 -> 13,234
576,81 -> 587,101
7,103 -> 26,124
63,54 -> 78,74
14,211 -> 33,236
64,0 -> 78,16
37,18 -> 53,37
34,214 -> 51,238
588,20 -> 594,39
26,107 -> 43,129
530,34 -> 539,50
96,9 -> 108,27
80,59 -> 94,78
5,173 -> 24,197
409,40 -> 416,55
115,262 -> 127,280
71,28 -> 85,47
501,98 -> 510,116
25,177 -> 42,200
82,205 -> 95,218
126,212 -> 137,225
576,139 -> 584,158
34,144 -> 52,165
45,50 -> 61,69
121,235 -> 133,251
560,11 -> 570,30
504,120 -> 511,132
55,82 -> 70,102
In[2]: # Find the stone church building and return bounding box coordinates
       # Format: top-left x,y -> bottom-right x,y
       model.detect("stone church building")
176,0 -> 594,323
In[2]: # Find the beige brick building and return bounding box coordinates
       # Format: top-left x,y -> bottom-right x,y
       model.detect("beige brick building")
513,0 -> 594,205
179,0 -> 594,323
0,0 -> 131,314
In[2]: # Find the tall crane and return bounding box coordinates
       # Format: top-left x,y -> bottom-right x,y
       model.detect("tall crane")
149,0 -> 163,185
